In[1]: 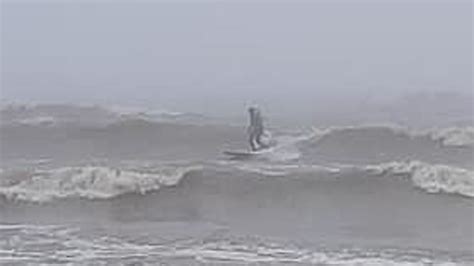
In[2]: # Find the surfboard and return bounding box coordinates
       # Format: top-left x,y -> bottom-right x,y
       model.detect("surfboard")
223,147 -> 273,158
223,150 -> 259,157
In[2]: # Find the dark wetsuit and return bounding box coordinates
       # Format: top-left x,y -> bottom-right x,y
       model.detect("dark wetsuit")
248,107 -> 265,151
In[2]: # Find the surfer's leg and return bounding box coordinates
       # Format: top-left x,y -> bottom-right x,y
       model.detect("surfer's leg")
249,132 -> 258,151
255,133 -> 265,149
255,128 -> 267,150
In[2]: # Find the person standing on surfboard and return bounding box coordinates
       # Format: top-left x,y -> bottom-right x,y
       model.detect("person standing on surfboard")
248,106 -> 269,151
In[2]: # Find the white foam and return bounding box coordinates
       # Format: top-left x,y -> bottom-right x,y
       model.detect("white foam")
309,123 -> 407,138
366,161 -> 474,198
233,163 -> 341,177
262,130 -> 320,162
106,105 -> 183,118
0,165 -> 200,202
425,126 -> 474,147
16,116 -> 56,126
233,164 -> 290,177
0,225 -> 462,265
308,125 -> 474,148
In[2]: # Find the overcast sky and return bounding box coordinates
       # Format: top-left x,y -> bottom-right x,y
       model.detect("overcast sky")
1,1 -> 472,114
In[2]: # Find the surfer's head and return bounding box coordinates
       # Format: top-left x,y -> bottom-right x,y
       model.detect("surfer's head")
248,105 -> 259,114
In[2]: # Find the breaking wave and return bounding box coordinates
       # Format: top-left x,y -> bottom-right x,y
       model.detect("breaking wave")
257,130 -> 319,162
0,165 -> 200,203
426,126 -> 474,147
365,161 -> 474,198
1,159 -> 472,203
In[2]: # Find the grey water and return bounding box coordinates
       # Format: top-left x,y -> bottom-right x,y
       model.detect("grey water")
0,101 -> 473,265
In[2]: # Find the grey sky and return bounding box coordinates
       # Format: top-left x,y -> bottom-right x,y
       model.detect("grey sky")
1,1 -> 472,114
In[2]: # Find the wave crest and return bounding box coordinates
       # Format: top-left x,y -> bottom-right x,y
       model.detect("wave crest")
0,165 -> 200,203
308,125 -> 474,148
366,161 -> 474,198
426,127 -> 474,147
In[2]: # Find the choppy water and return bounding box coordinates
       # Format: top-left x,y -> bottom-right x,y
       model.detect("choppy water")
0,104 -> 473,265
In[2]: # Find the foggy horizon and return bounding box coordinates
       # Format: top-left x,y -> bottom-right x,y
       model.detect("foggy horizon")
1,1 -> 472,115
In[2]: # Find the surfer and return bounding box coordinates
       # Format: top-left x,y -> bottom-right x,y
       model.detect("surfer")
222,106 -> 274,157
247,106 -> 268,151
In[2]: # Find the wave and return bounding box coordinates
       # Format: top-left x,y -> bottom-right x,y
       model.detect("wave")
222,159 -> 474,198
1,159 -> 472,203
106,105 -> 215,125
216,160 -> 341,177
0,103 -> 216,127
425,127 -> 474,147
0,223 -> 465,265
13,116 -> 57,126
164,239 -> 463,266
255,131 -> 319,162
0,103 -> 115,126
297,125 -> 474,168
0,164 -> 200,203
365,161 -> 474,198
308,125 -> 474,148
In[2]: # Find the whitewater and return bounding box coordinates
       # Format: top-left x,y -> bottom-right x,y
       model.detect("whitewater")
0,104 -> 473,265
